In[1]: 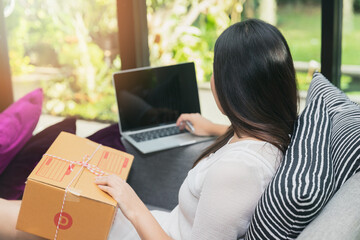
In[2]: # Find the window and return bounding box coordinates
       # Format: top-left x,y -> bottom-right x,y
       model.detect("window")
146,0 -> 322,114
4,0 -> 120,121
146,0 -> 321,88
277,2 -> 321,92
2,0 -> 356,120
341,0 -> 360,102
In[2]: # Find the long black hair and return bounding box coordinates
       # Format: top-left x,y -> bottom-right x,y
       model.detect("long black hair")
194,19 -> 298,166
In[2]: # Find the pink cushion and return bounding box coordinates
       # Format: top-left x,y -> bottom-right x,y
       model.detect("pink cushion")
0,117 -> 76,200
0,88 -> 43,174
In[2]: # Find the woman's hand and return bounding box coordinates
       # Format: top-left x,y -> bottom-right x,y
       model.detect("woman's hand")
95,175 -> 144,222
95,175 -> 173,240
176,113 -> 228,137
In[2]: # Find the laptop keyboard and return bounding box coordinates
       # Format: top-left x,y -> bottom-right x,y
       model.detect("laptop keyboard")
129,126 -> 186,142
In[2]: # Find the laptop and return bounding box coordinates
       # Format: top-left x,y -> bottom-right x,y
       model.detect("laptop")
112,62 -> 213,154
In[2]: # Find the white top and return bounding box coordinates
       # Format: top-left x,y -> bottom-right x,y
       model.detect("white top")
108,139 -> 282,240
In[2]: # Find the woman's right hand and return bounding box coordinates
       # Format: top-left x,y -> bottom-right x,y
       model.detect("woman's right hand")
176,113 -> 228,137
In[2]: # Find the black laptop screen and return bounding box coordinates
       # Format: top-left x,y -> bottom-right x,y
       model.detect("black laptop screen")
113,62 -> 201,132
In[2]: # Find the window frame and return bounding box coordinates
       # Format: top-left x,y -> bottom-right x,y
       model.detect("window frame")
117,0 -> 150,70
321,0 -> 343,87
0,0 -> 13,112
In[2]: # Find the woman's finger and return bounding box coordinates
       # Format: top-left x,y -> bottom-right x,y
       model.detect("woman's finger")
97,185 -> 117,198
176,114 -> 191,126
95,175 -> 124,187
94,176 -> 109,185
107,175 -> 124,187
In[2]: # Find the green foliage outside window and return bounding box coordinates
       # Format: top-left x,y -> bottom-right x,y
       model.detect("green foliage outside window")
5,0 -> 120,121
4,0 -> 360,121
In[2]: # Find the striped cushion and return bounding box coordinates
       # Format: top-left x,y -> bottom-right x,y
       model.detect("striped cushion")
245,95 -> 334,239
306,72 -> 360,191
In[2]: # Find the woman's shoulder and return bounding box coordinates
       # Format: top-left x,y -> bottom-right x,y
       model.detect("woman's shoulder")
214,139 -> 282,172
200,140 -> 282,191
187,140 -> 281,197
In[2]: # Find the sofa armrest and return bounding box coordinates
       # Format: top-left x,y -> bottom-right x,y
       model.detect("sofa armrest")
297,172 -> 360,240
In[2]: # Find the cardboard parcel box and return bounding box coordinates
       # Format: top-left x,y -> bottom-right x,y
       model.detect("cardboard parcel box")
16,132 -> 134,240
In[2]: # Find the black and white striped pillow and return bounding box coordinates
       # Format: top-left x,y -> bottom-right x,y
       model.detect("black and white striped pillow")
245,95 -> 335,239
306,72 -> 360,191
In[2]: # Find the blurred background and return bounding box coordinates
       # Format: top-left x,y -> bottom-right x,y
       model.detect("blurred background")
2,0 -> 360,122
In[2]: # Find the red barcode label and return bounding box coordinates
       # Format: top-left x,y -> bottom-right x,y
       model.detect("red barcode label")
36,156 -> 70,182
97,151 -> 129,175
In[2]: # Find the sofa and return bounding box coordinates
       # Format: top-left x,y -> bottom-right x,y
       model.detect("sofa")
1,74 -> 358,239
125,140 -> 360,239
125,73 -> 360,239
297,171 -> 360,239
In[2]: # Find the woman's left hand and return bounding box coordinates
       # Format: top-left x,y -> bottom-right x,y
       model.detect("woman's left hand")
95,175 -> 144,221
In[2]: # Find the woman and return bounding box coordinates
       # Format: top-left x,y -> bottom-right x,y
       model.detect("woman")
0,19 -> 298,240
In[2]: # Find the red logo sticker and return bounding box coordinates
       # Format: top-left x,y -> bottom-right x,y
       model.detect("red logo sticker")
54,212 -> 73,230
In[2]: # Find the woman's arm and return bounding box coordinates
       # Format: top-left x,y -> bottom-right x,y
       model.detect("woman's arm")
0,199 -> 45,240
95,175 -> 172,240
176,113 -> 228,136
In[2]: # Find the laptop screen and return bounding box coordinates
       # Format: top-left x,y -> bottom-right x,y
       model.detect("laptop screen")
113,62 -> 201,132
